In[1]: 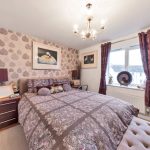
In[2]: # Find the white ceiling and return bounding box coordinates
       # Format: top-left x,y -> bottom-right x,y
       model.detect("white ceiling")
0,0 -> 150,49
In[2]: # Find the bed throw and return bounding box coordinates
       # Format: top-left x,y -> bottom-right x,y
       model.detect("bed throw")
18,89 -> 139,150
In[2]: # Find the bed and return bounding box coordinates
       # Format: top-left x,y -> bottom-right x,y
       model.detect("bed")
18,78 -> 150,150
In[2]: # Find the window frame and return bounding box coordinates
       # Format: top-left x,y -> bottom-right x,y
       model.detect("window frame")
107,44 -> 145,87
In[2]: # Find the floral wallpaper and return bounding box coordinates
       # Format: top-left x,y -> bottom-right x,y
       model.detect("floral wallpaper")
0,28 -> 79,83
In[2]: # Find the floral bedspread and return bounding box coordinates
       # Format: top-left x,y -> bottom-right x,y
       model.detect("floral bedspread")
18,89 -> 138,150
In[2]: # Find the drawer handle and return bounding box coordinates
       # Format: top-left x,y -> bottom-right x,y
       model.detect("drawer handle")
0,102 -> 16,106
0,118 -> 16,125
0,110 -> 16,115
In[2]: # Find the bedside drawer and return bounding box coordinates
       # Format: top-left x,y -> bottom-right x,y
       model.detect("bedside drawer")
0,101 -> 17,114
0,110 -> 17,123
0,96 -> 20,129
0,118 -> 18,129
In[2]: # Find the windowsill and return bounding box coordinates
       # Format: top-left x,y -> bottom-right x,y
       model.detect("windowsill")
107,84 -> 145,91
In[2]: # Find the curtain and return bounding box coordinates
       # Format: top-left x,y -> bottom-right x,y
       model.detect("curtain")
138,30 -> 150,107
99,42 -> 111,94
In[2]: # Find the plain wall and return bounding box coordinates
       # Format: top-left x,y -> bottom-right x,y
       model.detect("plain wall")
79,34 -> 145,113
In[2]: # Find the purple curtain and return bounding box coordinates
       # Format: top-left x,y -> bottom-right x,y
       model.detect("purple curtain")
138,30 -> 150,107
99,42 -> 111,94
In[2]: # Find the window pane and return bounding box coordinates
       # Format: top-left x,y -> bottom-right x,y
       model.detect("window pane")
128,48 -> 146,86
108,50 -> 125,84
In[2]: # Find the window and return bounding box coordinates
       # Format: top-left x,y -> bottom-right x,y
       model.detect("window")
107,45 -> 146,87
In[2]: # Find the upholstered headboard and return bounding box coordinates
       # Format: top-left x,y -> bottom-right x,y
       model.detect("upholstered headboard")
19,77 -> 71,95
19,78 -> 29,95
19,77 -> 51,95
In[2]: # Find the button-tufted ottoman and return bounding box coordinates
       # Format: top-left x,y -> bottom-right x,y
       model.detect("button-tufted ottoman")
117,117 -> 150,150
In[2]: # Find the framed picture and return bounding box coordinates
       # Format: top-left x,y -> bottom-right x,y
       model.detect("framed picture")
81,51 -> 98,68
33,42 -> 61,70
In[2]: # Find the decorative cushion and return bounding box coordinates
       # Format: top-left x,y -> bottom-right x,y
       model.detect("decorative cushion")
56,85 -> 64,92
36,86 -> 50,92
0,85 -> 14,98
50,85 -> 64,94
37,88 -> 51,96
63,83 -> 72,91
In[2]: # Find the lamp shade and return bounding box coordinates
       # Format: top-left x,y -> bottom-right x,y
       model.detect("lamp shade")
72,70 -> 77,79
0,68 -> 8,82
72,70 -> 80,80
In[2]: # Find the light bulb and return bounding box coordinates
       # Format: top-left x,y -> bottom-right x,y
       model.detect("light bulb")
92,29 -> 97,35
73,24 -> 79,34
81,31 -> 86,40
73,24 -> 79,29
101,19 -> 106,26
100,19 -> 106,29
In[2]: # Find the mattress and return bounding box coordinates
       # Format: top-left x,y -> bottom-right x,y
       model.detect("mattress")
18,89 -> 139,150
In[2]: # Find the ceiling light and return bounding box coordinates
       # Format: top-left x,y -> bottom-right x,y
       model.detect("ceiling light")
73,3 -> 105,40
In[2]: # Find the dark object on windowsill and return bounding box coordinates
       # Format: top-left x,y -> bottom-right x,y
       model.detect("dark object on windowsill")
117,71 -> 132,86
0,68 -> 8,85
137,85 -> 145,89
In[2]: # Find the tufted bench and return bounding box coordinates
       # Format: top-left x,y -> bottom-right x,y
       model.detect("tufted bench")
117,117 -> 150,150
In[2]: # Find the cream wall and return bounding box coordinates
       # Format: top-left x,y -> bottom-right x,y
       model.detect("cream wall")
79,44 -> 101,92
79,33 -> 145,113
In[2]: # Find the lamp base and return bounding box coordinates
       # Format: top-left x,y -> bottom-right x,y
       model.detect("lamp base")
72,80 -> 81,86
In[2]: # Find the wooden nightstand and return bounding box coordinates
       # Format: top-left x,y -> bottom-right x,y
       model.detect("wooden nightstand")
0,96 -> 21,129
72,85 -> 88,91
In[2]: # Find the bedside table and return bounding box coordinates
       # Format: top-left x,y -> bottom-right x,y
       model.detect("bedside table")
72,85 -> 88,91
0,96 -> 21,129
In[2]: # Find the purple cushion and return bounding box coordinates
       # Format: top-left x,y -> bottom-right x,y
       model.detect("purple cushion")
63,84 -> 72,91
37,88 -> 51,96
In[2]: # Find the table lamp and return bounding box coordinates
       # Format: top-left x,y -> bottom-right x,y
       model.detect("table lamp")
0,68 -> 8,85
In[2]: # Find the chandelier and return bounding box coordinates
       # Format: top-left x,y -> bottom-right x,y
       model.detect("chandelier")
73,3 -> 105,40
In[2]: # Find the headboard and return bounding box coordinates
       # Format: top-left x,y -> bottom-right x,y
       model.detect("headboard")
19,78 -> 29,95
19,77 -> 71,95
19,77 -> 51,95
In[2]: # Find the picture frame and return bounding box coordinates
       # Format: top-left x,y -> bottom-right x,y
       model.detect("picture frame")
33,42 -> 61,70
81,51 -> 98,68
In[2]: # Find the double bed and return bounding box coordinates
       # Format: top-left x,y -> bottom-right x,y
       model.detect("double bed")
18,78 -> 150,150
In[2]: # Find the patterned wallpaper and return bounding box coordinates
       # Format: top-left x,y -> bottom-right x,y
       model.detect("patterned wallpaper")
0,28 -> 79,83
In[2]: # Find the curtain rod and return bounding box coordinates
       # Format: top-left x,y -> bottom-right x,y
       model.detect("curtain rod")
111,36 -> 138,45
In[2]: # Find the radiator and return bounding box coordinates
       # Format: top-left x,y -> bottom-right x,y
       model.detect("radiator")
107,86 -> 145,114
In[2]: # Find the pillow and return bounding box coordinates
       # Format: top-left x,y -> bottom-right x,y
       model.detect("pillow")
50,85 -> 64,94
63,84 -> 72,91
36,86 -> 50,92
0,85 -> 14,98
50,86 -> 55,94
27,79 -> 53,93
37,88 -> 51,96
56,85 -> 64,92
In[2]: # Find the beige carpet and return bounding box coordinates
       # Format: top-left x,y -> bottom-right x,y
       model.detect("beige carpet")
0,124 -> 29,150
